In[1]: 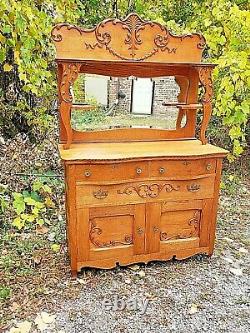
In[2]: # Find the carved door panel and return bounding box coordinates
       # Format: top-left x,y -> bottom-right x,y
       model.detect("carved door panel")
77,204 -> 146,262
145,199 -> 213,254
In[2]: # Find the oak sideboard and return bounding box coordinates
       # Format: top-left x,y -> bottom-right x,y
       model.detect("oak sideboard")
51,13 -> 228,276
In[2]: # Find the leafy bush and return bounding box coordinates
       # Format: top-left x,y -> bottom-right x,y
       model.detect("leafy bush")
12,179 -> 55,230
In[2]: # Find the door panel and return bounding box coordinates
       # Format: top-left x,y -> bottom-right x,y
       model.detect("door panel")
77,204 -> 146,262
146,200 -> 212,254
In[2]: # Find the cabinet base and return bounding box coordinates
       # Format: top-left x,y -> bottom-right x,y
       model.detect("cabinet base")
76,247 -> 210,272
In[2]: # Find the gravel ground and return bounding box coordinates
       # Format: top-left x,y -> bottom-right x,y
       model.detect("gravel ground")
46,184 -> 249,333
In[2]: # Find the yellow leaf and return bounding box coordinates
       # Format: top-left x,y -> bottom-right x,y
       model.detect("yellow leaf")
12,217 -> 25,230
3,63 -> 13,72
45,197 -> 55,208
51,244 -> 60,252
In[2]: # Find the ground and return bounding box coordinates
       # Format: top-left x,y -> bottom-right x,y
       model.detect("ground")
0,134 -> 249,333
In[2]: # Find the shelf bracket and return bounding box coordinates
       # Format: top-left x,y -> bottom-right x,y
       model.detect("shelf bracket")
197,66 -> 213,145
59,62 -> 81,149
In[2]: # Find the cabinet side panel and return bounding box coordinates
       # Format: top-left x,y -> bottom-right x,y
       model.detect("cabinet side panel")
65,164 -> 77,273
77,208 -> 90,262
208,158 -> 223,255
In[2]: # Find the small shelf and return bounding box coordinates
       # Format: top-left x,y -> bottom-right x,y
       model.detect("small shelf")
162,103 -> 202,109
72,104 -> 96,111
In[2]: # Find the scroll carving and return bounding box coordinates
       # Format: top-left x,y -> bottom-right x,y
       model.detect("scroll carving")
59,63 -> 81,149
89,220 -> 133,248
160,210 -> 200,241
197,66 -> 213,145
117,183 -> 180,198
52,13 -> 206,62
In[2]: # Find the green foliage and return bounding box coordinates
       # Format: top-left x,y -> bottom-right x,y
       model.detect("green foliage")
11,179 -> 54,230
162,0 -> 249,159
0,184 -> 9,215
0,0 -> 82,139
0,285 -> 11,301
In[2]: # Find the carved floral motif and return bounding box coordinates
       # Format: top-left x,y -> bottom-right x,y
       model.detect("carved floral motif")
117,183 -> 180,198
60,63 -> 81,103
160,210 -> 200,241
52,13 -> 206,62
198,66 -> 213,104
89,220 -> 133,248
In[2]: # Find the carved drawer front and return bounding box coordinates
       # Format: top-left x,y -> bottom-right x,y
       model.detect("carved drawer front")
149,159 -> 216,178
76,176 -> 215,207
76,204 -> 146,262
75,161 -> 149,182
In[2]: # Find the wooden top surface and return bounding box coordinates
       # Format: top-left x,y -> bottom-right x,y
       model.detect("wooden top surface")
59,140 -> 228,161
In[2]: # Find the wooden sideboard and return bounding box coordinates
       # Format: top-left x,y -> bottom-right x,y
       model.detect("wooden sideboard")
52,13 -> 228,276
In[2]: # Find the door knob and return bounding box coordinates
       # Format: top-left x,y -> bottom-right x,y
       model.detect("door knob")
137,227 -> 144,235
153,226 -> 159,233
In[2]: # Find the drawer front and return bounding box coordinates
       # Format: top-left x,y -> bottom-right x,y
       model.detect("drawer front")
76,176 -> 215,207
75,161 -> 149,182
149,159 -> 216,178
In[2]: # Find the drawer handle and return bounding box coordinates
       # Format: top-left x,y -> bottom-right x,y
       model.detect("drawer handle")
187,184 -> 200,192
137,227 -> 144,235
159,167 -> 165,174
136,167 -> 142,175
206,163 -> 212,171
84,170 -> 92,177
93,189 -> 108,199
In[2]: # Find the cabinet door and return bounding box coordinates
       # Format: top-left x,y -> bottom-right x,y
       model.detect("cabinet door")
77,204 -> 146,262
145,200 -> 213,254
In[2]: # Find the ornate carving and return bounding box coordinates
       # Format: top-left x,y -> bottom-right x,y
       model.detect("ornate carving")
197,66 -> 213,144
93,189 -> 108,200
117,183 -> 180,198
160,210 -> 200,241
89,220 -> 133,248
52,13 -> 206,62
60,63 -> 81,103
198,67 -> 213,103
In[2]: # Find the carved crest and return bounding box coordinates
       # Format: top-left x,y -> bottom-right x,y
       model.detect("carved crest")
51,13 -> 206,62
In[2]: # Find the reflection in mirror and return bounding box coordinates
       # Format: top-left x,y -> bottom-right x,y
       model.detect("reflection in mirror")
71,74 -> 187,131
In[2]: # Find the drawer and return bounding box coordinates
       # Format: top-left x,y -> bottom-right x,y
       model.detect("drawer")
149,159 -> 216,178
75,161 -> 149,182
76,175 -> 215,207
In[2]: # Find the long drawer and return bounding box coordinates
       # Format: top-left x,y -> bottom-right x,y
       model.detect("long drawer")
74,158 -> 216,183
76,175 -> 215,207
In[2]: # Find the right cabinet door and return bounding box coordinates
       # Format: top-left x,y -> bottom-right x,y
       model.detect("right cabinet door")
145,199 -> 213,255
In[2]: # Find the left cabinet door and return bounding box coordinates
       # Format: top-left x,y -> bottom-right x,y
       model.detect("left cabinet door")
76,204 -> 146,265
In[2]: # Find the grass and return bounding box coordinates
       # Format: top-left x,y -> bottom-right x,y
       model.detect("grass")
71,108 -> 181,131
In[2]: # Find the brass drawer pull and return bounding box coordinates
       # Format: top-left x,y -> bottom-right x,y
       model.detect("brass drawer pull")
187,184 -> 201,192
84,170 -> 92,177
137,227 -> 144,235
159,167 -> 165,174
206,163 -> 212,171
136,167 -> 142,175
93,189 -> 108,199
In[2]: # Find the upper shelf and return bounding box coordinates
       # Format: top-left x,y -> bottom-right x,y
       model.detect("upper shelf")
51,13 -> 207,64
